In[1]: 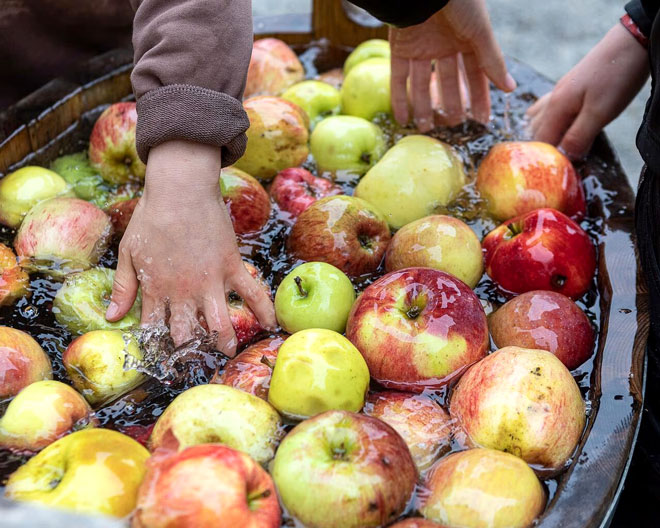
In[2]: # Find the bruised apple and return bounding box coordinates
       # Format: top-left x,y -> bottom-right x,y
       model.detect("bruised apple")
0,326 -> 51,399
269,167 -> 343,219
220,166 -> 271,234
0,243 -> 29,306
244,38 -> 304,98
347,268 -> 488,392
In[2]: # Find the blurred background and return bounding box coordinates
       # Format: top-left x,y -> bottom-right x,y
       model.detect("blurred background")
253,0 -> 650,188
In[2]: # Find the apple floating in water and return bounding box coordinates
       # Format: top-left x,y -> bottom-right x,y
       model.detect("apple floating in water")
271,410 -> 417,528
316,67 -> 344,90
281,80 -> 341,128
105,197 -> 138,238
343,39 -> 390,74
0,326 -> 52,399
476,141 -> 586,221
50,151 -> 109,206
244,38 -> 304,98
133,444 -> 281,528
220,166 -> 271,234
0,243 -> 29,306
269,167 -> 343,220
341,57 -> 391,120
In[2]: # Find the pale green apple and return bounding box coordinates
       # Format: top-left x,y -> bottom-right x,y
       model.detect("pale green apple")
282,80 -> 341,128
268,328 -> 370,420
355,135 -> 467,229
62,329 -> 145,406
0,380 -> 96,452
344,39 -> 390,74
340,57 -> 391,120
0,166 -> 72,228
275,262 -> 356,333
5,428 -> 149,517
149,383 -> 284,465
310,115 -> 386,177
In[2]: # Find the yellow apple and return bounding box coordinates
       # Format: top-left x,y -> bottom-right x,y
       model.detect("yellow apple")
341,57 -> 391,120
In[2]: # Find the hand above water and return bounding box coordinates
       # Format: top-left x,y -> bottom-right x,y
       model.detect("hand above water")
105,140 -> 276,356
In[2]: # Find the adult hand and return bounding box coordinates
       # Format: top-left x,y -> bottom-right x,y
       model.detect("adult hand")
105,140 -> 276,356
389,0 -> 516,131
528,23 -> 649,160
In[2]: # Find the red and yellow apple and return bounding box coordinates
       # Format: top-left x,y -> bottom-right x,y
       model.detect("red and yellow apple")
347,268 -> 488,392
220,166 -> 271,234
482,208 -> 597,299
316,67 -> 344,90
288,195 -> 391,276
391,520 -> 447,528
269,167 -> 343,219
133,444 -> 281,528
225,262 -> 271,348
105,197 -> 138,237
450,346 -> 586,470
271,410 -> 417,528
489,290 -> 595,370
244,38 -> 304,98
476,141 -> 585,221
0,326 -> 51,399
0,243 -> 29,306
385,215 -> 484,288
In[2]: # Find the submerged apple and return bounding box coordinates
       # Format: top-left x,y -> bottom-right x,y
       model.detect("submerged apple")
0,243 -> 29,306
105,197 -> 138,238
220,166 -> 271,234
0,326 -> 51,399
269,167 -> 343,219
244,38 -> 304,98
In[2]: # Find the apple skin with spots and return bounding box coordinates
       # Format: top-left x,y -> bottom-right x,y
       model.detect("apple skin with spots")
346,267 -> 488,392
482,208 -> 596,300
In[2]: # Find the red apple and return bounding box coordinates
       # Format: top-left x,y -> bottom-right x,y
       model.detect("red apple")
390,519 -> 448,528
476,141 -> 585,221
220,166 -> 271,234
227,262 -> 271,349
489,290 -> 595,370
244,38 -> 304,98
316,68 -> 344,90
0,326 -> 52,399
133,444 -> 281,528
88,102 -> 146,184
212,335 -> 285,399
346,268 -> 488,392
449,346 -> 586,470
0,243 -> 29,306
363,391 -> 452,473
14,197 -> 112,275
269,167 -> 343,219
289,195 -> 391,276
105,197 -> 138,237
482,208 -> 596,300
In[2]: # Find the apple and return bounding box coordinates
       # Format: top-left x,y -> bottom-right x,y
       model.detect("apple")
363,391 -> 452,473
310,115 -> 387,177
53,267 -> 141,335
489,290 -> 595,370
220,166 -> 271,234
346,268 -> 488,392
213,335 -> 285,400
105,197 -> 138,237
418,448 -> 546,528
288,195 -> 391,277
271,410 -> 417,528
0,243 -> 29,306
355,135 -> 466,229
316,67 -> 344,90
5,428 -> 149,517
234,96 -> 309,181
268,328 -> 369,420
482,208 -> 597,300
88,102 -> 146,185
50,151 -> 109,206
0,380 -> 96,452
341,57 -> 391,120
385,215 -> 484,288
133,444 -> 281,528
450,346 -> 586,470
269,167 -> 343,219
390,520 -> 447,528
344,39 -> 390,74
476,141 -> 586,221
275,262 -> 356,333
0,326 -> 51,399
14,197 -> 112,275
149,383 -> 283,465
282,80 -> 341,128
62,329 -> 146,406
244,38 -> 304,98
0,166 -> 71,228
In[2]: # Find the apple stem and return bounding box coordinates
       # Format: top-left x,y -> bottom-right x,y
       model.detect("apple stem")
260,355 -> 275,370
294,276 -> 307,298
360,152 -> 371,165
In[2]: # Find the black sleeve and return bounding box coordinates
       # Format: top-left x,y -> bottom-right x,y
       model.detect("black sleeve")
350,0 -> 450,28
626,0 -> 660,37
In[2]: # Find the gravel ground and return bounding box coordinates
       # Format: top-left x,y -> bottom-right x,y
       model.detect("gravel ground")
254,0 -> 649,187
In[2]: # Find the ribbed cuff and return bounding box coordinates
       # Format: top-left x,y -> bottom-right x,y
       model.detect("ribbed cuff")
136,84 -> 249,167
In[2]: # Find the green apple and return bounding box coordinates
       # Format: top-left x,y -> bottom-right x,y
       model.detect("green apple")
282,80 -> 341,128
149,383 -> 284,465
275,262 -> 356,333
355,135 -> 467,229
340,57 -> 391,120
268,328 -> 370,420
344,39 -> 390,74
5,428 -> 149,517
50,152 -> 110,207
53,267 -> 141,335
0,166 -> 72,228
0,380 -> 96,452
62,329 -> 145,406
310,115 -> 386,177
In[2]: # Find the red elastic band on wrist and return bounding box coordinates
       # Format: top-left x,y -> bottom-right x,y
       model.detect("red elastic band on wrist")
621,13 -> 649,49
